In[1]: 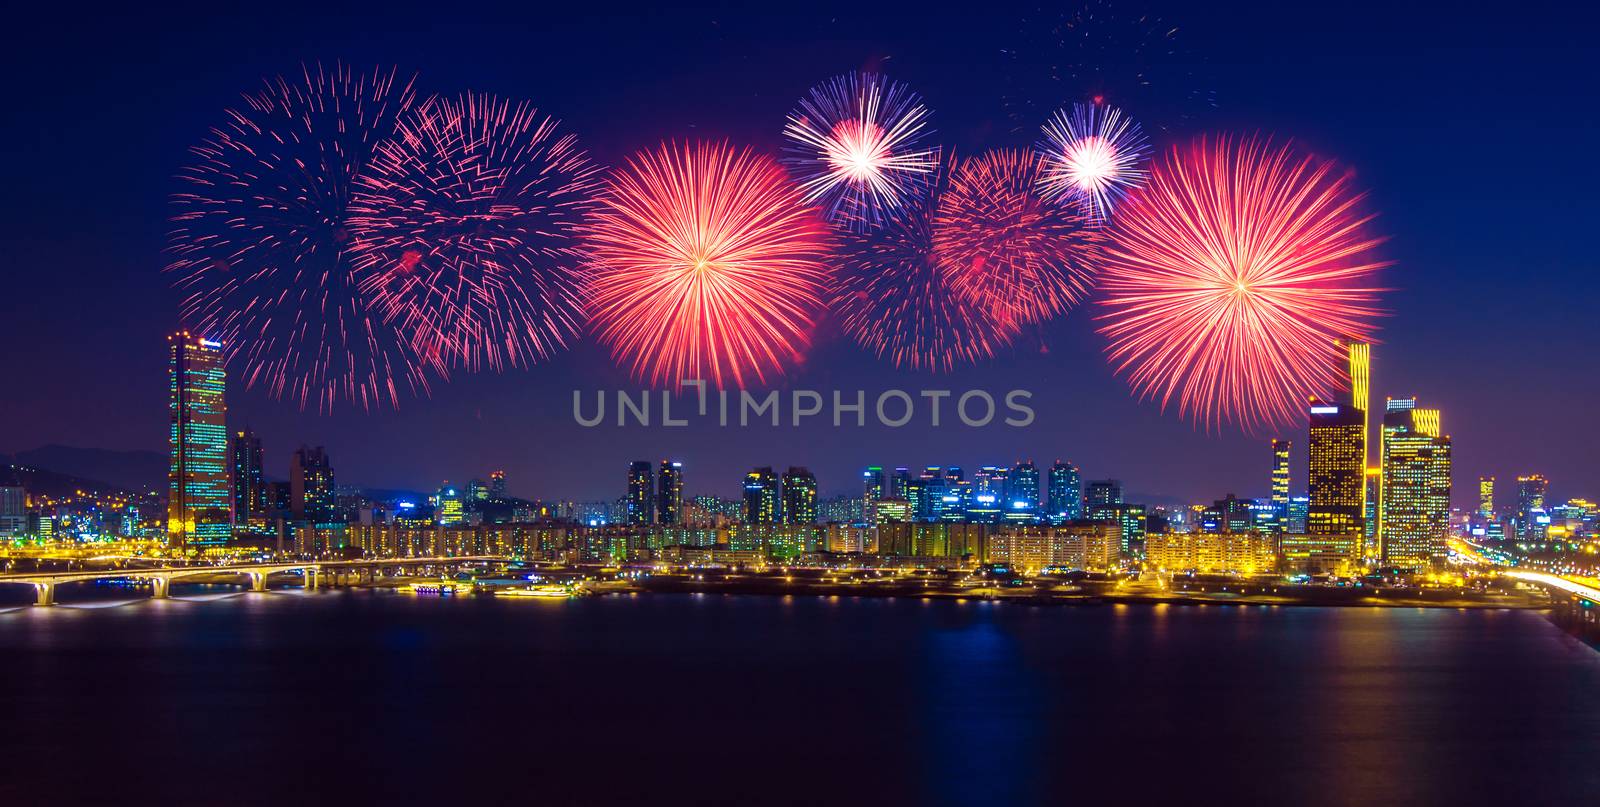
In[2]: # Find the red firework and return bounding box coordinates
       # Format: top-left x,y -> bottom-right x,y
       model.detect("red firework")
347,93 -> 602,373
1096,134 -> 1388,431
932,149 -> 1102,327
833,157 -> 1020,371
581,142 -> 831,388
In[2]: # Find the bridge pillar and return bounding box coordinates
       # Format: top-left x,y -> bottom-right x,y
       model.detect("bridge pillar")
150,576 -> 171,599
306,568 -> 318,590
249,572 -> 267,592
33,582 -> 55,606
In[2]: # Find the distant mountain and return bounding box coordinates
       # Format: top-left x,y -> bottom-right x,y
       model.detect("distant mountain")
10,445 -> 166,493
0,462 -> 145,501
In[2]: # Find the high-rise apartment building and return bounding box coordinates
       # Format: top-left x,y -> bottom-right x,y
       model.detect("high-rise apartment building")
230,428 -> 266,529
626,461 -> 654,525
1270,439 -> 1291,530
167,332 -> 231,549
1006,461 -> 1040,516
782,467 -> 818,524
862,466 -> 886,525
1047,460 -> 1082,523
0,485 -> 25,537
657,460 -> 684,525
290,445 -> 336,525
744,467 -> 781,524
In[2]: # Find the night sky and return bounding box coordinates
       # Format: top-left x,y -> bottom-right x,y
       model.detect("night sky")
2,0 -> 1594,507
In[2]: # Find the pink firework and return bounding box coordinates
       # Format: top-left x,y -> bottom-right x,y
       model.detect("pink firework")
348,93 -> 603,373
932,149 -> 1104,328
1037,102 -> 1151,222
832,157 -> 1020,371
783,71 -> 939,230
1097,134 -> 1388,432
167,63 -> 431,412
582,141 -> 831,389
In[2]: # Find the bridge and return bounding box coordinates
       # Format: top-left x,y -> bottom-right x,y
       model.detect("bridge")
0,556 -> 512,606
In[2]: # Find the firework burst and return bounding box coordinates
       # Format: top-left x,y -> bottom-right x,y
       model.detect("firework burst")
932,149 -> 1103,328
783,71 -> 939,230
582,141 -> 831,388
1096,134 -> 1388,432
167,62 -> 429,412
348,93 -> 602,373
832,156 -> 1020,372
1037,102 -> 1151,222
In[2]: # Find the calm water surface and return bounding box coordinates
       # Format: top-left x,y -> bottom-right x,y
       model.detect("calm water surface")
2,589 -> 1598,806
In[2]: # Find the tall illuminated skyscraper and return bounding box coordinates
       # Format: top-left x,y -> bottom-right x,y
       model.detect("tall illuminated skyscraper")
626,461 -> 654,525
1007,461 -> 1040,514
489,470 -> 507,498
1306,398 -> 1365,541
167,332 -> 230,549
1516,474 -> 1548,514
658,460 -> 684,525
1379,399 -> 1452,570
1344,340 -> 1373,540
1047,460 -> 1083,523
1514,474 -> 1550,541
1477,476 -> 1495,519
436,484 -> 464,526
862,466 -> 885,526
782,467 -> 818,524
744,467 -> 781,524
230,428 -> 266,530
290,445 -> 336,525
1269,440 -> 1291,530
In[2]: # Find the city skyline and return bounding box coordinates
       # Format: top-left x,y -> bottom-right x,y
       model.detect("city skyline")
3,0 -> 1595,510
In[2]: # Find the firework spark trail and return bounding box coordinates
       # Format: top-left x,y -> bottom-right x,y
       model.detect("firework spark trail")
347,93 -> 602,373
833,156 -> 1020,372
1037,102 -> 1151,222
1001,0 -> 1213,132
1096,134 -> 1388,432
582,141 -> 831,389
167,62 -> 430,412
783,71 -> 939,230
932,149 -> 1103,328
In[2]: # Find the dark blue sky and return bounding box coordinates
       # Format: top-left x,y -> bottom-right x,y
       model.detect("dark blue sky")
1,0 -> 1594,507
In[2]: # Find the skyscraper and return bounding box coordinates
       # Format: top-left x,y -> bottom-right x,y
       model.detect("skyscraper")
436,484 -> 464,526
919,466 -> 948,521
290,446 -> 336,525
0,485 -> 25,537
891,467 -> 912,499
658,460 -> 684,525
626,461 -> 654,525
782,467 -> 818,524
230,428 -> 266,530
1086,479 -> 1123,511
1047,460 -> 1082,523
489,470 -> 507,498
1006,460 -> 1041,519
1379,399 -> 1452,570
1516,474 -> 1549,515
1344,341 -> 1374,546
167,332 -> 230,549
1270,440 -> 1291,530
862,466 -> 886,525
1477,476 -> 1495,519
744,467 -> 781,524
1306,399 -> 1365,542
